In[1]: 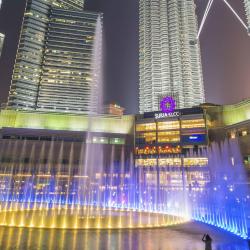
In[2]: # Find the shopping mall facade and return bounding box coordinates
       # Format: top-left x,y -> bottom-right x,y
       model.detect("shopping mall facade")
0,99 -> 250,181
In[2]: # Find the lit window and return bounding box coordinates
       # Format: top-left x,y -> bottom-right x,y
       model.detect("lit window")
136,123 -> 156,131
230,132 -> 236,139
92,137 -> 108,144
136,132 -> 156,143
157,121 -> 180,130
181,119 -> 205,129
135,158 -> 157,167
183,158 -> 208,166
158,131 -> 180,143
159,158 -> 181,166
110,138 -> 125,145
242,131 -> 247,136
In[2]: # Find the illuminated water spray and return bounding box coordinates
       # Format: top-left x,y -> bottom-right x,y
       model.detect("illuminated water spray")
0,137 -> 249,237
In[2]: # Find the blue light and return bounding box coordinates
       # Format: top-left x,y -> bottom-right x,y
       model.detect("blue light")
182,134 -> 207,144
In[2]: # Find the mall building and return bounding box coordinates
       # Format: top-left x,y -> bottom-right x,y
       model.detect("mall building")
0,98 -> 250,190
134,99 -> 250,190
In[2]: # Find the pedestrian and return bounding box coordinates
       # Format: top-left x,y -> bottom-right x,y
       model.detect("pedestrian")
202,234 -> 212,250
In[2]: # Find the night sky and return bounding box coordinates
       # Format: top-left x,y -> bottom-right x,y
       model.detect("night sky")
0,0 -> 249,114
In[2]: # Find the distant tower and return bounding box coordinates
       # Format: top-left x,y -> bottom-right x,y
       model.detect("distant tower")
0,0 -> 3,57
244,0 -> 250,32
7,0 -> 102,114
139,0 -> 205,113
0,33 -> 4,57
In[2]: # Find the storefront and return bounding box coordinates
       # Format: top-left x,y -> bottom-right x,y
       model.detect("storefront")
134,107 -> 210,190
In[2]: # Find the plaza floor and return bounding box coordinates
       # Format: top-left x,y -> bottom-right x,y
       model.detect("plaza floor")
0,222 -> 248,250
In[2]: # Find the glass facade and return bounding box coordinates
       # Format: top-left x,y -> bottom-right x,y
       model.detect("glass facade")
37,9 -> 100,113
7,0 -> 102,114
139,0 -> 205,113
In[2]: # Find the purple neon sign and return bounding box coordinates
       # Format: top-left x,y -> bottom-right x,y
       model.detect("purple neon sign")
160,96 -> 176,113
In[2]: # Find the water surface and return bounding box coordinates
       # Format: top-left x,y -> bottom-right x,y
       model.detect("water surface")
0,222 -> 248,250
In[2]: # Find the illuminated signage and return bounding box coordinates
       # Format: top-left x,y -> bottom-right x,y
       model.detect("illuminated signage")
182,134 -> 207,144
143,107 -> 203,119
155,111 -> 180,120
160,96 -> 176,113
189,136 -> 198,140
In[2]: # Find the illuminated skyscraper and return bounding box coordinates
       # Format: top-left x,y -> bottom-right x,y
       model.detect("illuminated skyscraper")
244,0 -> 250,31
0,0 -> 3,57
7,0 -> 102,114
139,0 -> 205,113
0,33 -> 4,57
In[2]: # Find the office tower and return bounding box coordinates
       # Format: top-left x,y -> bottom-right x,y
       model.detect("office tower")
244,0 -> 250,31
7,0 -> 102,114
0,33 -> 4,57
139,0 -> 205,113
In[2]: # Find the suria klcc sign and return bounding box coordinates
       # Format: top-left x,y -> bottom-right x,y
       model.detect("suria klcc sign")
154,96 -> 180,119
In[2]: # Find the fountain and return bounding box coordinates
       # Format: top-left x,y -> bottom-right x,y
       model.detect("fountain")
0,137 -> 248,237
191,139 -> 250,238
0,139 -> 186,229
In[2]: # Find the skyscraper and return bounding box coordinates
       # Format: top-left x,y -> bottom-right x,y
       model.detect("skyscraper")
244,0 -> 250,31
0,33 -> 4,57
139,0 -> 205,113
7,0 -> 102,114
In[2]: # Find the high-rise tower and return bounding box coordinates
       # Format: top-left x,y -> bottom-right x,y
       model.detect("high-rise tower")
7,0 -> 102,114
244,0 -> 250,31
0,0 -> 4,57
0,33 -> 4,57
139,0 -> 205,113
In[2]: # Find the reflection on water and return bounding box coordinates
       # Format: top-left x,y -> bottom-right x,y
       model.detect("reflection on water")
0,222 -> 248,250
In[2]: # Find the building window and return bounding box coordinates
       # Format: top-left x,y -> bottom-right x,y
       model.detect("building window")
244,156 -> 250,167
157,121 -> 180,130
135,158 -> 157,167
183,158 -> 208,166
109,138 -> 125,145
136,132 -> 156,144
230,132 -> 236,139
181,119 -> 205,129
158,158 -> 181,166
158,131 -> 180,143
242,131 -> 248,136
92,137 -> 109,144
136,123 -> 156,132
